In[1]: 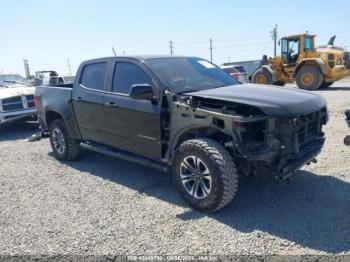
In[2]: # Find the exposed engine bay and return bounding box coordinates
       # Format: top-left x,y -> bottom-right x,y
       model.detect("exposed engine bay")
162,84 -> 328,179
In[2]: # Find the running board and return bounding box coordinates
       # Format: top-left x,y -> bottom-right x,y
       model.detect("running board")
80,142 -> 169,173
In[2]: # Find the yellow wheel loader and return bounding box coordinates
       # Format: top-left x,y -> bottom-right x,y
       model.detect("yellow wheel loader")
252,33 -> 350,90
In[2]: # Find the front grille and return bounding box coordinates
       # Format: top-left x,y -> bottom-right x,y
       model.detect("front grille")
296,108 -> 327,148
328,54 -> 335,68
26,95 -> 35,109
1,96 -> 24,112
3,96 -> 22,104
3,103 -> 24,111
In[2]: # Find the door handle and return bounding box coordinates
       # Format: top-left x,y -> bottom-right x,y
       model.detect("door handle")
105,102 -> 118,108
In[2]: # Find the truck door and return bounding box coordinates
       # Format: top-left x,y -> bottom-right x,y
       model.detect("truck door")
103,61 -> 161,160
72,62 -> 108,143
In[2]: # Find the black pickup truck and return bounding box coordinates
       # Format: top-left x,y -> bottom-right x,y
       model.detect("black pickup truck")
36,55 -> 328,212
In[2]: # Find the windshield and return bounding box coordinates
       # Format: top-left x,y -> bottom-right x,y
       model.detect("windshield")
145,57 -> 239,93
0,74 -> 32,88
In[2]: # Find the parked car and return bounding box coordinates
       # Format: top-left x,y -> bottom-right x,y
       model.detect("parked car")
220,64 -> 249,82
34,71 -> 75,86
344,110 -> 350,145
0,74 -> 36,124
36,56 -> 328,212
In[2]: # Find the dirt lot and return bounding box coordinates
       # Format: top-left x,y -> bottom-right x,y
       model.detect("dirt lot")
0,81 -> 349,256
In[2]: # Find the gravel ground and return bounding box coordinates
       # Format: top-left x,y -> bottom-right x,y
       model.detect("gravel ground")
0,81 -> 350,256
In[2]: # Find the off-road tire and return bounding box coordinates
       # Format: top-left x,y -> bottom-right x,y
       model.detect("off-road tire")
274,81 -> 286,86
320,81 -> 334,89
252,68 -> 273,85
296,66 -> 323,90
49,119 -> 80,160
172,138 -> 238,212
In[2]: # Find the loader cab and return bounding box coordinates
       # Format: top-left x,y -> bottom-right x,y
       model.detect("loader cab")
280,34 -> 315,65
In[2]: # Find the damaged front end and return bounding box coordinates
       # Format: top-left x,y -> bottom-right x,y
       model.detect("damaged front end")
167,92 -> 328,179
231,109 -> 328,179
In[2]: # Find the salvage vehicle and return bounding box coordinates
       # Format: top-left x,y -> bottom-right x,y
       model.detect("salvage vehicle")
34,71 -> 75,86
220,64 -> 249,82
36,56 -> 328,212
344,110 -> 350,146
0,74 -> 36,124
252,34 -> 350,90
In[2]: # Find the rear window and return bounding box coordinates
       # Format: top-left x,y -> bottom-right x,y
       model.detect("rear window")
80,62 -> 106,91
222,67 -> 238,74
234,66 -> 246,73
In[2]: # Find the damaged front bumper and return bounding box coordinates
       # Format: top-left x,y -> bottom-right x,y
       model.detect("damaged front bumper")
275,137 -> 324,177
0,109 -> 37,124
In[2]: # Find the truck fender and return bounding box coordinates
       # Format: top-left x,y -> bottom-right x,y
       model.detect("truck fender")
295,58 -> 327,76
44,106 -> 82,140
260,65 -> 279,83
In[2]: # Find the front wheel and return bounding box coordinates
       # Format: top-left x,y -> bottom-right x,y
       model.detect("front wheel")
296,66 -> 323,90
172,138 -> 238,212
252,68 -> 273,85
49,119 -> 80,160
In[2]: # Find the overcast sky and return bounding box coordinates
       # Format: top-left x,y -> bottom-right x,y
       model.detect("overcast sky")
1,0 -> 350,76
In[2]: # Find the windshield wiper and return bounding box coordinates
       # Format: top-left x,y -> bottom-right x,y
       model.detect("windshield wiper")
0,83 -> 9,88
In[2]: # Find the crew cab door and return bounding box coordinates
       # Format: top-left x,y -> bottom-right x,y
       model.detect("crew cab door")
72,61 -> 108,143
103,60 -> 161,159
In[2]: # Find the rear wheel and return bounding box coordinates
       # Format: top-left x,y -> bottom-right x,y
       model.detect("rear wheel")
252,68 -> 273,85
296,66 -> 323,90
320,81 -> 334,89
49,119 -> 80,160
172,138 -> 238,212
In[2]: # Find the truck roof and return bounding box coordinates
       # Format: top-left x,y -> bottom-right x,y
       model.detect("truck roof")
82,55 -> 194,64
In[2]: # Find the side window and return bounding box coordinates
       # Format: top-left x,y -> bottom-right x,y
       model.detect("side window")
113,62 -> 152,94
81,62 -> 107,91
281,39 -> 288,53
304,37 -> 312,51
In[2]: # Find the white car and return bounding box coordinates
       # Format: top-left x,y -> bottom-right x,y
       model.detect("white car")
220,64 -> 249,83
0,74 -> 36,124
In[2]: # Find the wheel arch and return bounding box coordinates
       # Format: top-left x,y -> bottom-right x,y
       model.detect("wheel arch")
253,65 -> 279,83
170,126 -> 233,162
45,110 -> 64,128
44,108 -> 82,140
295,58 -> 327,77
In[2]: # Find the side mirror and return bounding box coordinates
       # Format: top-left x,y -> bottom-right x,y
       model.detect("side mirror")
129,84 -> 154,100
278,40 -> 281,46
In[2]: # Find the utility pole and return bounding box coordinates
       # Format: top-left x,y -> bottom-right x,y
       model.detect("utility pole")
209,38 -> 213,63
271,24 -> 278,57
23,59 -> 30,79
67,59 -> 72,75
169,41 -> 173,55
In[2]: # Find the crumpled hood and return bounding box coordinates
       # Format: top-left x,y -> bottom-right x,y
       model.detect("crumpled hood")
0,86 -> 35,99
186,83 -> 327,116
